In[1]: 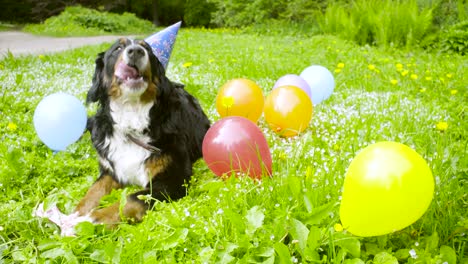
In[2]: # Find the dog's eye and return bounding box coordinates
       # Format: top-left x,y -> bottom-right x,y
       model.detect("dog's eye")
113,46 -> 123,54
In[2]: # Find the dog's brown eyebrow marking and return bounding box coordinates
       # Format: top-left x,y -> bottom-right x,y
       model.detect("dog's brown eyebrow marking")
119,38 -> 127,45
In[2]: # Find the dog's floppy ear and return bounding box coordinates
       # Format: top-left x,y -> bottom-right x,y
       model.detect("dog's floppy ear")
147,50 -> 173,96
172,82 -> 185,89
86,52 -> 105,104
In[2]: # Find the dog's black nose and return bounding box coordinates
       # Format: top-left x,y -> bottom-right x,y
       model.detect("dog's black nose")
126,45 -> 145,62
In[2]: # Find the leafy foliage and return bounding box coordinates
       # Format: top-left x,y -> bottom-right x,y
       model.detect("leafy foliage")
315,0 -> 434,47
427,0 -> 468,27
23,6 -> 156,37
184,0 -> 216,27
439,20 -> 468,55
207,0 -> 327,27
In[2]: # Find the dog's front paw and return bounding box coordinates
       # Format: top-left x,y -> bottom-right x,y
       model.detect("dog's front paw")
60,213 -> 94,237
34,202 -> 65,227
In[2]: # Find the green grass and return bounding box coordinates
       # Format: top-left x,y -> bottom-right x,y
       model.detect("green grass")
0,28 -> 467,263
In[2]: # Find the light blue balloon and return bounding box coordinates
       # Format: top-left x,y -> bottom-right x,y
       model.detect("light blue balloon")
299,65 -> 335,105
33,93 -> 87,151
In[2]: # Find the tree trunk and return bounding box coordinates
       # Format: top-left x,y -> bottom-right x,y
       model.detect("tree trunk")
152,0 -> 160,26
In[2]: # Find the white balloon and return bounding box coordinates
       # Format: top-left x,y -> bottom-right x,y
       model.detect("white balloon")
33,93 -> 87,151
300,65 -> 335,105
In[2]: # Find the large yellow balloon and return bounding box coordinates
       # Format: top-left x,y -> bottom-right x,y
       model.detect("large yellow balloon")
340,141 -> 434,237
215,78 -> 264,123
264,85 -> 313,137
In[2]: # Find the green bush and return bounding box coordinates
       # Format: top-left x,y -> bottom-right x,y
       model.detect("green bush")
208,0 -> 327,28
427,0 -> 468,27
184,0 -> 216,27
23,6 -> 155,37
315,0 -> 433,48
439,20 -> 468,55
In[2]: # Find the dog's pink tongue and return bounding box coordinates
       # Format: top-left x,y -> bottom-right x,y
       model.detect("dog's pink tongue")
115,61 -> 139,79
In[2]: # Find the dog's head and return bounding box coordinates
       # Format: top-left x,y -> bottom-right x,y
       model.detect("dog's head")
87,38 -> 168,104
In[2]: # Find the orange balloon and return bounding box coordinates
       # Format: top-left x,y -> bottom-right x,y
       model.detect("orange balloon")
264,85 -> 313,137
216,78 -> 264,123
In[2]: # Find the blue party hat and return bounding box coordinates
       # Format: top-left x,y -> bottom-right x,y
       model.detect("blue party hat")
145,21 -> 181,70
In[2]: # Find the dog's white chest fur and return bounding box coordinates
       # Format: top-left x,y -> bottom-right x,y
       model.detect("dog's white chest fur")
103,100 -> 154,187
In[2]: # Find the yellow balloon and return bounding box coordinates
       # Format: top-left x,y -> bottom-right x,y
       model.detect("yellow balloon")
215,78 -> 264,123
264,85 -> 313,137
340,141 -> 434,237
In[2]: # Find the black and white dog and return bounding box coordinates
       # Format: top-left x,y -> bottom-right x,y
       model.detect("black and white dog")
73,38 -> 210,226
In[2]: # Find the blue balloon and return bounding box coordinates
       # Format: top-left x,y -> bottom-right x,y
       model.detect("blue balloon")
299,65 -> 335,105
33,93 -> 87,151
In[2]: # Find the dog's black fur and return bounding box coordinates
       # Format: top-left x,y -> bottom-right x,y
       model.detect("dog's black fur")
75,38 -> 210,224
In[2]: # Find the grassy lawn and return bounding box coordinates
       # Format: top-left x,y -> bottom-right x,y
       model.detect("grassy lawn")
0,28 -> 466,263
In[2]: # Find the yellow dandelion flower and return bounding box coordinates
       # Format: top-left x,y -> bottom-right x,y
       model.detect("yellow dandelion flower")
222,96 -> 234,108
368,64 -> 376,71
306,166 -> 313,179
401,70 -> 409,77
231,59 -> 237,62
334,223 -> 344,232
425,76 -> 432,81
182,62 -> 193,68
334,68 -> 342,73
333,144 -> 340,151
337,62 -> 345,69
7,122 -> 17,131
411,74 -> 418,80
446,73 -> 453,78
436,121 -> 448,131
278,150 -> 287,160
396,63 -> 403,69
419,88 -> 427,93
208,59 -> 215,63
390,79 -> 398,85
450,89 -> 458,95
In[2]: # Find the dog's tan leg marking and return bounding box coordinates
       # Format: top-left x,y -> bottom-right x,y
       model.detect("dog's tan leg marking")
90,198 -> 147,227
145,154 -> 171,179
75,175 -> 121,216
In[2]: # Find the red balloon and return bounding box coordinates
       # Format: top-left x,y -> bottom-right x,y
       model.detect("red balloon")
202,117 -> 272,179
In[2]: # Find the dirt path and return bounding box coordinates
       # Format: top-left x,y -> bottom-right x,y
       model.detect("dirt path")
0,31 -> 130,58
